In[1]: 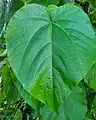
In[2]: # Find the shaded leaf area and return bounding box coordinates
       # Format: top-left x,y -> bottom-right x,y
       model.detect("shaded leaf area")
0,0 -> 7,34
2,60 -> 21,102
83,62 -> 96,119
84,63 -> 96,91
83,0 -> 96,27
88,2 -> 96,27
0,0 -> 24,51
8,0 -> 24,20
11,68 -> 41,112
0,61 -> 39,120
89,96 -> 96,119
0,60 -> 22,119
41,87 -> 87,120
6,3 -> 96,112
59,0 -> 73,5
87,0 -> 96,8
14,110 -> 22,120
23,0 -> 59,6
23,0 -> 73,6
83,94 -> 96,120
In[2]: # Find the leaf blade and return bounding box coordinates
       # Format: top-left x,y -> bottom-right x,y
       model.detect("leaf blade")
6,4 -> 96,111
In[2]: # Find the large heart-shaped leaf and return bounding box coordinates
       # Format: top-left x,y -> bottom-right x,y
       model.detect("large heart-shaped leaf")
6,4 -> 96,111
8,0 -> 24,20
41,87 -> 87,120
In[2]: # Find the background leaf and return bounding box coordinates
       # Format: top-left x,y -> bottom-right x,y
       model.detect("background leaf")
59,0 -> 73,5
2,61 -> 41,111
84,63 -> 96,91
0,0 -> 7,34
23,0 -> 59,6
2,61 -> 20,102
14,110 -> 22,120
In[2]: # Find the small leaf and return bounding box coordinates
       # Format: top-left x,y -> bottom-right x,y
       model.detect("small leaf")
14,110 -> 22,120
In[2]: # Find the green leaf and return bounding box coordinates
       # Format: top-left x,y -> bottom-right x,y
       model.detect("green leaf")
84,63 -> 96,91
41,87 -> 87,120
84,117 -> 93,120
0,91 -> 4,107
2,61 -> 21,102
23,0 -> 59,6
6,4 -> 96,111
0,49 -> 7,62
4,62 -> 41,111
40,0 -> 59,6
8,0 -> 24,20
2,60 -> 40,111
93,95 -> 96,107
0,0 -> 7,34
87,0 -> 96,8
59,0 -> 73,5
77,0 -> 86,2
14,110 -> 22,120
47,5 -> 57,17
88,1 -> 96,27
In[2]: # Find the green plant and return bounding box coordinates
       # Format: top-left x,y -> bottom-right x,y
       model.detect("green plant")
1,0 -> 96,120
